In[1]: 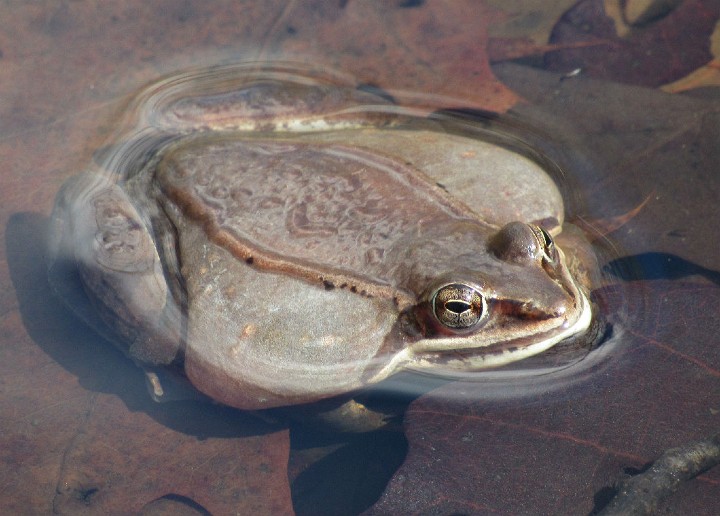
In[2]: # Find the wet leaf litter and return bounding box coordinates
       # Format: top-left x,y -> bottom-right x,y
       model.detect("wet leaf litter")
1,1 -> 719,514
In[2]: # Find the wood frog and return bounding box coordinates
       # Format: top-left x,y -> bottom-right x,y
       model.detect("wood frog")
48,65 -> 599,425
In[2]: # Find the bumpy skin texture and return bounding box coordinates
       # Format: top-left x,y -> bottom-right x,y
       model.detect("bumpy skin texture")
48,65 -> 596,410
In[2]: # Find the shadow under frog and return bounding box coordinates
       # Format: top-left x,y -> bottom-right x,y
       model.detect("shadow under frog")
7,212 -> 276,439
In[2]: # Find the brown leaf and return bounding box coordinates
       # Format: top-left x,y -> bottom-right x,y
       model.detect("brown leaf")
663,58 -> 720,93
485,0 -> 580,44
265,0 -> 520,110
544,0 -> 720,88
53,395 -> 292,515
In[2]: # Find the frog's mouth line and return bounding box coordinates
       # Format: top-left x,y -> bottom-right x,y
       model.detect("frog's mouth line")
367,282 -> 594,382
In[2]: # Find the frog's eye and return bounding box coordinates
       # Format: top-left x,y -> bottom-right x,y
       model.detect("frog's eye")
431,283 -> 487,329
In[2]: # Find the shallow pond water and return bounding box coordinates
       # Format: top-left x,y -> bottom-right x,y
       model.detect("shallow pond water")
2,2 -> 719,514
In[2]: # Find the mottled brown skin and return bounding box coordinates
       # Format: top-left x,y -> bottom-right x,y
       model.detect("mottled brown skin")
49,65 -> 597,412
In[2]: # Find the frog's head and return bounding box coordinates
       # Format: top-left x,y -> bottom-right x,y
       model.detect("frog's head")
377,220 -> 593,378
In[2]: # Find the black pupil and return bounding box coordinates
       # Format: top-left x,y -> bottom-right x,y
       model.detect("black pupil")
446,300 -> 471,314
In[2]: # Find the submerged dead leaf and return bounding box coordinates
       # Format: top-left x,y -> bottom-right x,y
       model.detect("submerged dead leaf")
266,0 -> 520,110
53,394 -> 292,515
545,0 -> 720,88
663,20 -> 720,92
485,0 -> 579,44
662,59 -> 720,93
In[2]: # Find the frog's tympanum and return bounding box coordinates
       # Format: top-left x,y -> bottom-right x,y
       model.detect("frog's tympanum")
48,65 -> 599,417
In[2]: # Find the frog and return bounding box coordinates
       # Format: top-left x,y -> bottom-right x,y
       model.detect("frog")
47,64 -> 599,424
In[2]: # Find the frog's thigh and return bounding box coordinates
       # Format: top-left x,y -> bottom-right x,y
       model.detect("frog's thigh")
182,239 -> 397,410
71,181 -> 180,363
